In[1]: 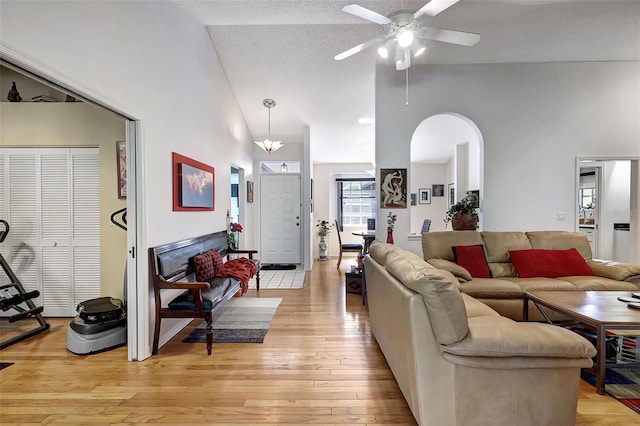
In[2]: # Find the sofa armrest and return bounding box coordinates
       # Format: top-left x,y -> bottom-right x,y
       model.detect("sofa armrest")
441,316 -> 596,359
427,259 -> 471,283
588,259 -> 640,284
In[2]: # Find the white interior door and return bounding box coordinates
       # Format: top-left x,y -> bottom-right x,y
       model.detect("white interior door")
260,175 -> 301,264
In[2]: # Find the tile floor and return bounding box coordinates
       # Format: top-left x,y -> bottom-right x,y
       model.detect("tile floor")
248,266 -> 306,289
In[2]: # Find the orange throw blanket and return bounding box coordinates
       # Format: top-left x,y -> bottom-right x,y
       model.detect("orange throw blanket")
215,257 -> 257,295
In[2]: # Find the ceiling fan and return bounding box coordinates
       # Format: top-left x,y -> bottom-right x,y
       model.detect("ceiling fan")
335,0 -> 480,70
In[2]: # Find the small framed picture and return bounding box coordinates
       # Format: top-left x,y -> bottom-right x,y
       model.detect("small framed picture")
432,184 -> 445,197
448,183 -> 455,206
410,193 -> 417,206
116,141 -> 126,199
418,188 -> 431,204
247,181 -> 254,203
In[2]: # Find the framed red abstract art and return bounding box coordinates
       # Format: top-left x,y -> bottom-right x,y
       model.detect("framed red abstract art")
172,152 -> 215,211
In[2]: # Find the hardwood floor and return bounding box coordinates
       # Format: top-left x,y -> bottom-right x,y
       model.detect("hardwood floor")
1,257 -> 638,425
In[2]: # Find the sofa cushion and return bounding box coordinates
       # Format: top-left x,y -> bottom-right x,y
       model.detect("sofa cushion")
385,249 -> 469,345
461,293 -> 500,318
442,316 -> 597,359
453,245 -> 491,278
460,278 -> 523,299
193,251 -> 215,282
526,231 -> 593,260
502,277 -> 578,292
422,231 -> 483,262
369,241 -> 398,267
481,231 -> 531,263
558,275 -> 639,291
510,248 -> 592,278
428,258 -> 473,282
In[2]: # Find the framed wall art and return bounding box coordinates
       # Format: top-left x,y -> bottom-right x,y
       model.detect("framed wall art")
172,152 -> 215,211
247,180 -> 254,203
448,183 -> 455,206
432,184 -> 445,197
418,188 -> 431,204
380,168 -> 407,208
116,140 -> 126,199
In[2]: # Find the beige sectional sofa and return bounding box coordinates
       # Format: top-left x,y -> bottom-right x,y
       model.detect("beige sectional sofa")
422,231 -> 640,320
365,241 -> 597,426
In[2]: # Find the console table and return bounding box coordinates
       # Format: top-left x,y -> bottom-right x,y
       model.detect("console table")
523,291 -> 640,395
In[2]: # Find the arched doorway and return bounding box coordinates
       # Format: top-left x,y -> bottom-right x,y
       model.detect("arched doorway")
410,113 -> 484,232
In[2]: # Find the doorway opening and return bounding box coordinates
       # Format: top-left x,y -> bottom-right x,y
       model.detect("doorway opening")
576,157 -> 639,263
0,59 -> 141,360
410,113 -> 484,233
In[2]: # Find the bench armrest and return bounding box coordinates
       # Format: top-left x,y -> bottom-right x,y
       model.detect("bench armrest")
228,248 -> 258,259
588,259 -> 640,284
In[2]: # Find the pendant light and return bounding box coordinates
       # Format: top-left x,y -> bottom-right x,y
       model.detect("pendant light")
254,98 -> 283,154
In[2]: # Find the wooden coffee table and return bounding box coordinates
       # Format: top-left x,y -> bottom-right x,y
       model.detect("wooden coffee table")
523,291 -> 640,395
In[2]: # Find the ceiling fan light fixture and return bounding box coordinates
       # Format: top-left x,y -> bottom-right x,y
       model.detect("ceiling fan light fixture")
397,28 -> 414,48
414,46 -> 426,57
255,98 -> 284,154
377,46 -> 389,59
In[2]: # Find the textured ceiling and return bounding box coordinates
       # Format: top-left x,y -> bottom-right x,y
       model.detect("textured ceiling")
173,0 -> 640,164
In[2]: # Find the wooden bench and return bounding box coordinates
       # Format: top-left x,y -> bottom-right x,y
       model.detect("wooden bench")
149,231 -> 259,355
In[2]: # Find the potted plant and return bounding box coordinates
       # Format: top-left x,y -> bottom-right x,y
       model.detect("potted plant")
316,220 -> 333,260
444,192 -> 479,230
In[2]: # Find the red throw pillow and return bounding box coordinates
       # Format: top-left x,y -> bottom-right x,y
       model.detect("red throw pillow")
193,251 -> 215,282
509,248 -> 593,278
452,245 -> 491,278
209,248 -> 224,272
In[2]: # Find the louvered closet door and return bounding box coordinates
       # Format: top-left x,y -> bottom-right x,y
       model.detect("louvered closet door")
0,148 -> 100,317
70,149 -> 100,308
5,150 -> 41,306
40,149 -> 72,315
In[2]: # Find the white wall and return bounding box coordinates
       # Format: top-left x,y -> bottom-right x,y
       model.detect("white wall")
376,61 -> 640,250
409,163 -> 448,233
1,0 -> 256,359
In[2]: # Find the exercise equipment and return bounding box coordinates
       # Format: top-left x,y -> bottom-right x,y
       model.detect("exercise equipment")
66,208 -> 128,354
0,220 -> 50,350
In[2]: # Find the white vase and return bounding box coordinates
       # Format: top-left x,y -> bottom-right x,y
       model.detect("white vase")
318,235 -> 328,260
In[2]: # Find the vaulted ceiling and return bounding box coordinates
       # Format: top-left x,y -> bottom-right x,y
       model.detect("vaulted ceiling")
173,0 -> 640,164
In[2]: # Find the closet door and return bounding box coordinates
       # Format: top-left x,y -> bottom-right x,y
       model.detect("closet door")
0,147 -> 100,317
5,150 -> 41,307
70,148 -> 101,308
40,148 -> 72,315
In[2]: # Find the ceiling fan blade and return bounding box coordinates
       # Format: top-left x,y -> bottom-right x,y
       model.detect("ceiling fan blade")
342,4 -> 392,25
417,27 -> 480,46
414,0 -> 460,19
334,35 -> 388,60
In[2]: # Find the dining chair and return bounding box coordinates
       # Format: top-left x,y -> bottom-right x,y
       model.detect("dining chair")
421,219 -> 431,234
335,220 -> 363,269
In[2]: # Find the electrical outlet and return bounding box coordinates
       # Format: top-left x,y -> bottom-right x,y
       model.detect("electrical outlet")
557,212 -> 566,221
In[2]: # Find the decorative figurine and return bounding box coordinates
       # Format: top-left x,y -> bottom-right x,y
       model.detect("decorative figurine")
7,81 -> 22,102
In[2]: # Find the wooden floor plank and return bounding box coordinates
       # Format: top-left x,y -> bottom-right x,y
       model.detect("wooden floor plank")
1,257 -> 638,424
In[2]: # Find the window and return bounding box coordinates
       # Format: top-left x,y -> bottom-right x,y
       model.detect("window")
337,179 -> 376,229
580,188 -> 595,209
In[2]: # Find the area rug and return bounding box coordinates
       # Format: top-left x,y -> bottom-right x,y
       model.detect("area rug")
0,362 -> 14,370
260,264 -> 297,270
581,368 -> 640,413
183,297 -> 281,344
